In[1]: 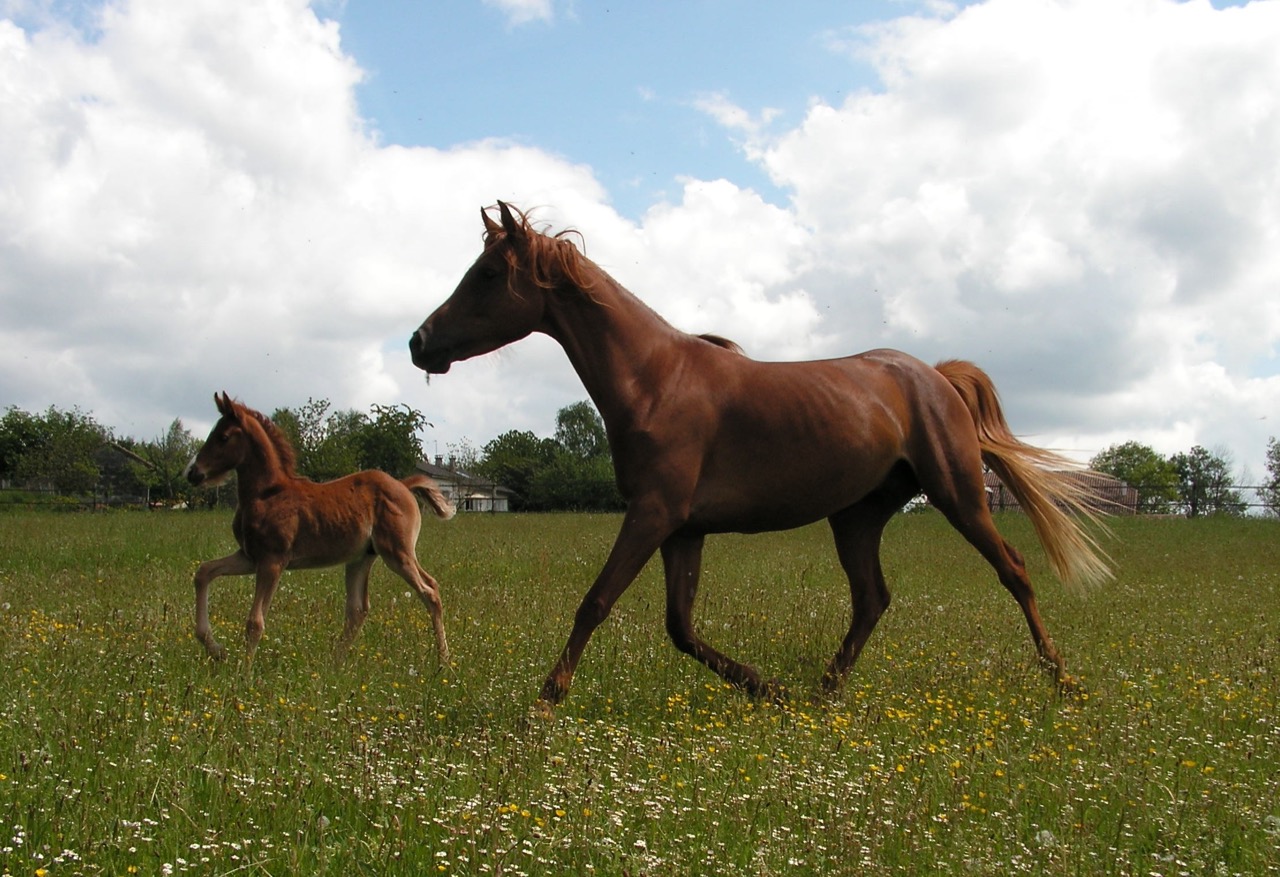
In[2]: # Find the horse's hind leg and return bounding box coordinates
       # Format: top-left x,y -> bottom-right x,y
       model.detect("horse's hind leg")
922,465 -> 1067,681
661,532 -> 775,698
822,494 -> 903,693
192,550 -> 255,659
339,554 -> 378,653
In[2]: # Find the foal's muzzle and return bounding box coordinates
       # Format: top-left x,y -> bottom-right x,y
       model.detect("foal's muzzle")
184,459 -> 206,486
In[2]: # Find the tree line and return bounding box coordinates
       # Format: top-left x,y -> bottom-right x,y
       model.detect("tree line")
1089,440 -> 1280,517
3,397 -> 1278,516
0,399 -> 433,508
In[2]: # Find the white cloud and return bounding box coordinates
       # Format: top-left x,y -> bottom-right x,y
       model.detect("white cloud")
482,0 -> 554,28
749,0 -> 1280,472
0,0 -> 602,443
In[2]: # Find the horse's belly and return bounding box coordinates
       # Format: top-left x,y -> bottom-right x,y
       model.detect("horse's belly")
689,455 -> 898,534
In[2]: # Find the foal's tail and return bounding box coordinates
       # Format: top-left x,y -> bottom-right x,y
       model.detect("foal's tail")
935,360 -> 1112,591
402,474 -> 457,521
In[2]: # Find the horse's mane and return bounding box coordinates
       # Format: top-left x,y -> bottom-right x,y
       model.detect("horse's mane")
697,333 -> 745,355
487,206 -> 749,355
485,205 -> 598,291
233,401 -> 299,476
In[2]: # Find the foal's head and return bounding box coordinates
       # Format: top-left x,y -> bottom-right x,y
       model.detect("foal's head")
186,392 -> 295,487
409,201 -> 594,375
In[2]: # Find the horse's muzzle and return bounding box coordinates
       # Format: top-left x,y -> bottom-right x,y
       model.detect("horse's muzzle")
409,328 -> 453,374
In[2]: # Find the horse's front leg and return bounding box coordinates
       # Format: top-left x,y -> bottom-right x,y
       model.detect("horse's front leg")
244,558 -> 286,662
192,551 -> 255,659
538,506 -> 672,708
661,533 -> 776,698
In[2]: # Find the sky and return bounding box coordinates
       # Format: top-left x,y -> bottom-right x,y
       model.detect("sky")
1,0 -> 1277,483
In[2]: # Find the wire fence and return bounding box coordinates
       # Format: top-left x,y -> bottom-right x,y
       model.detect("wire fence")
984,479 -> 1277,517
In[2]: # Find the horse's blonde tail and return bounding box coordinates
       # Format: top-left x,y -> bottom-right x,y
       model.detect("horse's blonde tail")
935,360 -> 1112,591
403,474 -> 457,521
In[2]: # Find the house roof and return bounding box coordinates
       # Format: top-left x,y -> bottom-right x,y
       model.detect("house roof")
416,459 -> 515,497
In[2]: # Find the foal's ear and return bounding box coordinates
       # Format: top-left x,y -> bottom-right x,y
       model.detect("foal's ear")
214,391 -> 237,420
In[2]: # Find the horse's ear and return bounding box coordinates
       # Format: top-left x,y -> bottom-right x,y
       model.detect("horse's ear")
482,205 -> 502,237
497,200 -> 527,249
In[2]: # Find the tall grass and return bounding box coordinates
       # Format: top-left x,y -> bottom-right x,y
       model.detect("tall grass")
1,510 -> 1277,875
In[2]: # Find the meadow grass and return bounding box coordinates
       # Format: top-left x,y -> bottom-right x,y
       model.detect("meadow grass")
0,510 -> 1277,875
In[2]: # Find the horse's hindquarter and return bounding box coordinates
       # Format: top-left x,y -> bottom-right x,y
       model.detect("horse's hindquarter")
679,351 -> 933,532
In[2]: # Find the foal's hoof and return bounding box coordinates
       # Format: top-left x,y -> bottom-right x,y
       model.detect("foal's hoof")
205,644 -> 227,662
527,699 -> 557,724
1055,672 -> 1087,700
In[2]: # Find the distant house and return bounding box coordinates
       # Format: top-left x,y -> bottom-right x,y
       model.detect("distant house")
416,456 -> 514,513
983,469 -> 1138,515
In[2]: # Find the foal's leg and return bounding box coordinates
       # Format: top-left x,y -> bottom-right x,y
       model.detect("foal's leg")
661,532 -> 776,698
192,550 -> 255,659
245,558 -> 286,662
339,553 -> 378,650
378,544 -> 450,664
821,502 -> 896,693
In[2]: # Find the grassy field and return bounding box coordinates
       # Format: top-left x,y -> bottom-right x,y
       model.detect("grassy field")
0,509 -> 1277,875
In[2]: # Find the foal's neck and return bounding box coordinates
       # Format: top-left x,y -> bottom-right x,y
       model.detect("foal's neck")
235,433 -> 294,499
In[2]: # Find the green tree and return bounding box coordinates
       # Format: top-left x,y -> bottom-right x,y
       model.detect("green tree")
533,401 -> 623,511
528,453 -> 623,511
99,438 -> 152,502
12,406 -> 108,494
1262,436 -> 1280,518
554,400 -> 609,460
475,429 -> 559,510
1089,441 -> 1179,514
1170,445 -> 1246,517
271,398 -> 362,481
138,419 -> 199,501
0,406 -> 43,483
355,403 -> 430,475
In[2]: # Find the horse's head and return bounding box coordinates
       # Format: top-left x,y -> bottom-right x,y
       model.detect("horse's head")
410,201 -> 585,374
185,392 -> 250,487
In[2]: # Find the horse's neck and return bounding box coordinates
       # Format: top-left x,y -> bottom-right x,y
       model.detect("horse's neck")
541,273 -> 682,428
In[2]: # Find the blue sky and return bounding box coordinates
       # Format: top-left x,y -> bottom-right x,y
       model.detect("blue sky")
335,1 -> 895,217
1,0 -> 1277,481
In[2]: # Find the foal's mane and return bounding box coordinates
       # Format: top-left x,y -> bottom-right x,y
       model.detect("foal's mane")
233,401 -> 299,476
486,205 -> 597,291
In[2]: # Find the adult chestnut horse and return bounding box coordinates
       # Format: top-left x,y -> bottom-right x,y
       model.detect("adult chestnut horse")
185,392 -> 454,664
409,202 -> 1109,706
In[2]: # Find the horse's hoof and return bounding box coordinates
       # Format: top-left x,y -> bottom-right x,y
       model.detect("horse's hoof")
759,678 -> 790,704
